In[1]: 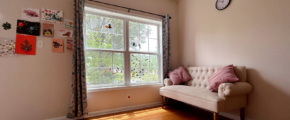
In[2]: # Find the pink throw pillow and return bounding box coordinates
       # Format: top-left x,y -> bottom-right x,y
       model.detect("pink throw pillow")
208,65 -> 239,92
168,66 -> 192,85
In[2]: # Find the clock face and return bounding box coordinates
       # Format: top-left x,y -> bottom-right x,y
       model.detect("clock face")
216,0 -> 231,10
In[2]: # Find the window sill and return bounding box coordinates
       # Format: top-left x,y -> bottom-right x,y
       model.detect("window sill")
87,83 -> 163,93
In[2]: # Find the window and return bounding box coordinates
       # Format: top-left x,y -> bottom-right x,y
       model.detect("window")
84,6 -> 162,89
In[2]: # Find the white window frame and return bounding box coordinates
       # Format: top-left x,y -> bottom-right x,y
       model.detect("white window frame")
84,4 -> 163,92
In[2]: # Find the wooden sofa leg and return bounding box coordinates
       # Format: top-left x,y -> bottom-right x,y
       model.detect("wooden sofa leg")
214,112 -> 218,120
161,96 -> 164,108
240,108 -> 245,120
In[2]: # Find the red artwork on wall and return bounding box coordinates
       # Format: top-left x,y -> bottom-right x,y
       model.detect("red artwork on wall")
15,34 -> 36,55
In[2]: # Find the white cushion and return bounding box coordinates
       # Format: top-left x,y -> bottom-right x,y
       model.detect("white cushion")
218,82 -> 253,98
160,85 -> 226,112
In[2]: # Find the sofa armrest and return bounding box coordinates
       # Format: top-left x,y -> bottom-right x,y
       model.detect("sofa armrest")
164,78 -> 173,86
218,82 -> 253,98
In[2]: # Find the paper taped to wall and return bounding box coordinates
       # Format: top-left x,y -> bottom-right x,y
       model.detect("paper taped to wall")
21,7 -> 40,21
41,8 -> 63,23
0,37 -> 17,57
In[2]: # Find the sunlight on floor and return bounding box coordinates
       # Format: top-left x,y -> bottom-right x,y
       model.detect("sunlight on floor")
88,105 -> 232,120
89,107 -> 168,120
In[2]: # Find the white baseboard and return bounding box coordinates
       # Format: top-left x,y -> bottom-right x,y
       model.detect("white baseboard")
88,102 -> 161,118
47,102 -> 161,120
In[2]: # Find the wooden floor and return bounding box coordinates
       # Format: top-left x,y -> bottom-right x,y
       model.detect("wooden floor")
84,103 -> 232,120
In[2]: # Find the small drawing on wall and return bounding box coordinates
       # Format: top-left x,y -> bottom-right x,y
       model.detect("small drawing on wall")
67,39 -> 73,51
0,37 -> 17,57
43,23 -> 54,37
42,8 -> 63,23
64,19 -> 74,28
52,39 -> 64,53
15,34 -> 36,55
17,19 -> 40,36
2,22 -> 11,30
21,7 -> 40,21
58,30 -> 73,37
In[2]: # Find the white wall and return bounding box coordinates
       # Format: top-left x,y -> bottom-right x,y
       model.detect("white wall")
178,0 -> 290,120
0,0 -> 179,120
0,0 -> 73,120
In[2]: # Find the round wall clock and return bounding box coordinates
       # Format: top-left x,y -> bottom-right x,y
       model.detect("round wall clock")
216,0 -> 231,10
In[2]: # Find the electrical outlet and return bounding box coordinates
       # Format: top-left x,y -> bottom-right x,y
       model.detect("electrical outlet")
37,40 -> 43,48
127,94 -> 131,99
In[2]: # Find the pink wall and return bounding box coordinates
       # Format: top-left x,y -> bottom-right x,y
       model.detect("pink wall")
0,0 -> 73,120
0,0 -> 179,120
178,0 -> 290,119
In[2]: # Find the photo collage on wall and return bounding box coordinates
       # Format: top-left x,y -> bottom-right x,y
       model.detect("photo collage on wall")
0,6 -> 75,57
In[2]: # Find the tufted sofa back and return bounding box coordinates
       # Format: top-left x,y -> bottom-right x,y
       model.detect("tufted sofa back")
185,66 -> 247,89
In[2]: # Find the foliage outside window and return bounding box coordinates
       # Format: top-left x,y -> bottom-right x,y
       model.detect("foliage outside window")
84,7 -> 162,89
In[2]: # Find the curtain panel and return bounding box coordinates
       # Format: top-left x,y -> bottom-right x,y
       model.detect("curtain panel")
162,14 -> 171,79
67,0 -> 88,118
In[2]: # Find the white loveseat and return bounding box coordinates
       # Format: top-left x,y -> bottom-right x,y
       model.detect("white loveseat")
160,66 -> 253,120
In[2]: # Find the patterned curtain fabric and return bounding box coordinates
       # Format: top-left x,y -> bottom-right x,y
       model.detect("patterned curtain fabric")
162,15 -> 171,104
67,0 -> 88,118
162,15 -> 171,79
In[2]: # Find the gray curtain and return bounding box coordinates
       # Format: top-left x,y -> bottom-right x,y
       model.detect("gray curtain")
67,0 -> 88,118
162,15 -> 171,104
162,14 -> 171,79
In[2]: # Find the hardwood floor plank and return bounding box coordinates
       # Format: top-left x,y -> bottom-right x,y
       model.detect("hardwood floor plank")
85,103 -> 233,120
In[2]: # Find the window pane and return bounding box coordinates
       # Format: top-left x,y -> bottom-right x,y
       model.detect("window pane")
129,22 -> 150,52
131,54 -> 141,83
140,36 -> 148,52
148,25 -> 157,39
140,54 -> 149,82
129,22 -> 140,37
85,51 -> 99,67
100,52 -> 112,67
86,31 -> 100,48
86,51 -> 124,85
112,35 -> 124,50
149,39 -> 158,52
100,68 -> 112,84
100,33 -> 112,49
131,53 -> 159,83
150,55 -> 158,68
129,21 -> 140,51
100,17 -> 112,33
129,22 -> 158,53
129,37 -> 140,51
149,55 -> 158,82
114,19 -> 124,35
85,14 -> 124,50
113,53 -> 124,84
86,68 -> 99,85
150,67 -> 158,82
86,14 -> 101,31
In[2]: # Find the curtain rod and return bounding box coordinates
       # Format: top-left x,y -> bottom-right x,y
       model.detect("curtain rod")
88,0 -> 172,19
